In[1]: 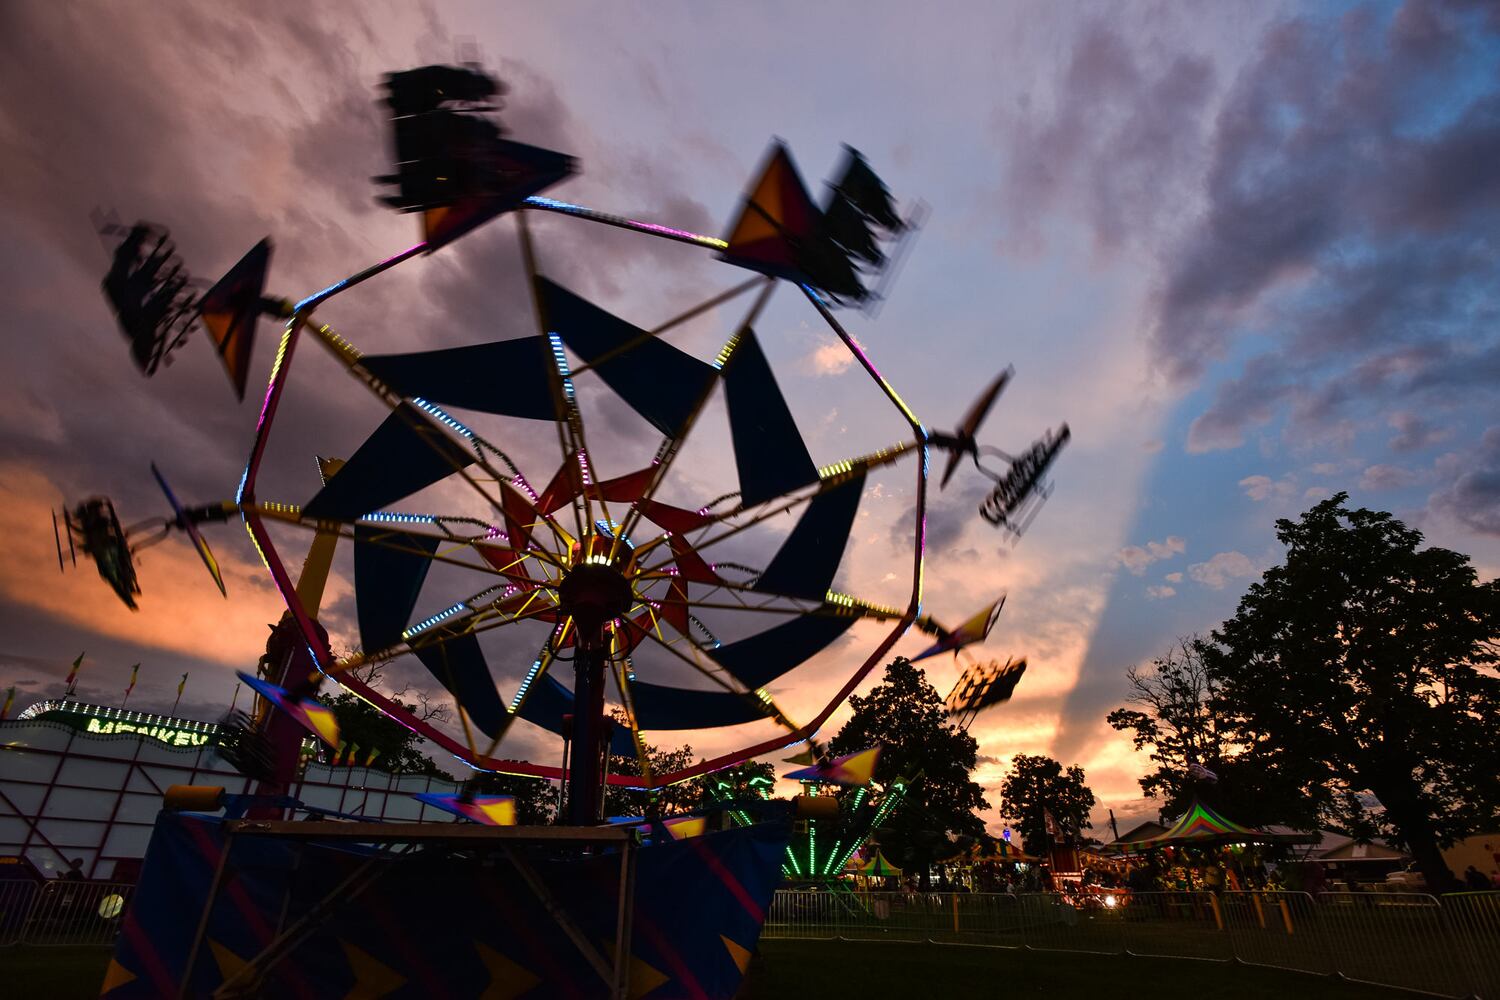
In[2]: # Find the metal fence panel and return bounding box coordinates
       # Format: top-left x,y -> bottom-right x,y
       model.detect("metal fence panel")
1009,892 -> 1114,954
0,880 -> 41,946
1118,891 -> 1230,961
1219,891 -> 1328,975
1440,891 -> 1500,1000
16,880 -> 133,946
760,887 -> 1495,998
1314,891 -> 1467,997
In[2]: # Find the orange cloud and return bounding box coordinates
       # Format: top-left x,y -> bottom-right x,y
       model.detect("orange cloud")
2,460 -> 348,668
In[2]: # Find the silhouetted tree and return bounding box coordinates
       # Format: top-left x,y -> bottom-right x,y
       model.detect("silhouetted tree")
829,657 -> 988,886
999,754 -> 1094,852
1205,494 -> 1500,891
1107,636 -> 1316,828
323,691 -> 446,776
602,738 -> 698,817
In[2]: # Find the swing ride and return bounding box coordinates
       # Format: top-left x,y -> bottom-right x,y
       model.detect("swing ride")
73,61 -> 1065,818
71,60 -> 1066,998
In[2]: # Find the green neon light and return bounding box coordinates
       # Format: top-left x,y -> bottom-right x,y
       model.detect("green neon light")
834,781 -> 912,874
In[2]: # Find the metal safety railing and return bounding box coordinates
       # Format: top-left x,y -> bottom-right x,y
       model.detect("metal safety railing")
0,880 -> 134,947
1441,891 -> 1500,1000
0,878 -> 1495,995
763,888 -> 1500,998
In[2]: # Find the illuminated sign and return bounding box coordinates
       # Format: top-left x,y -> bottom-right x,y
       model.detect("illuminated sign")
17,700 -> 219,748
84,716 -> 212,747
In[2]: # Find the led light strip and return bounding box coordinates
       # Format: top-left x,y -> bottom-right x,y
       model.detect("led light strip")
509,656 -> 546,711
401,602 -> 467,641
523,196 -> 729,249
359,511 -> 436,524
412,396 -> 477,442
547,333 -> 576,402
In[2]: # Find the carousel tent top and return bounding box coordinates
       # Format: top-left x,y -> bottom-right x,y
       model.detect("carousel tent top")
1104,820 -> 1168,852
856,849 -> 903,878
968,839 -> 1038,864
1115,799 -> 1318,853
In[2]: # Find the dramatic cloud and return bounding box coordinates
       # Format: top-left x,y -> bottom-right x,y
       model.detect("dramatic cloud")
1007,4 -> 1500,617
1159,2 -> 1500,482
1112,536 -> 1186,575
1187,550 -> 1257,590
1388,411 -> 1452,453
1152,5 -> 1500,377
1429,427 -> 1500,536
997,19 -> 1217,254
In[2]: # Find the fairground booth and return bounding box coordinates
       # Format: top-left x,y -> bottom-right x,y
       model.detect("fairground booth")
1108,799 -> 1317,891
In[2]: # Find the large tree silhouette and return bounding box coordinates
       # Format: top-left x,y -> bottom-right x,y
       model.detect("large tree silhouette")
1204,494 -> 1500,890
1107,636 -> 1316,828
829,656 -> 988,886
998,754 -> 1094,852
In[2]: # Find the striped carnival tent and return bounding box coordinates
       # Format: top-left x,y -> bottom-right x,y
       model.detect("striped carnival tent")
858,849 -> 903,878
1115,798 -> 1318,853
967,839 -> 1039,864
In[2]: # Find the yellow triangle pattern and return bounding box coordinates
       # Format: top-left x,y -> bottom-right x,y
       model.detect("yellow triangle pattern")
720,934 -> 752,976
602,941 -> 670,999
209,939 -> 250,982
338,939 -> 406,1000
200,310 -> 237,351
99,958 -> 136,995
663,816 -> 706,840
476,799 -> 517,826
423,205 -> 451,242
729,151 -> 793,248
837,746 -> 880,785
474,941 -> 541,1000
303,703 -> 341,746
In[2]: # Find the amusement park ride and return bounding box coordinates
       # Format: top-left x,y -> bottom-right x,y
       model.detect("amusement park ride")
63,62 -> 1068,997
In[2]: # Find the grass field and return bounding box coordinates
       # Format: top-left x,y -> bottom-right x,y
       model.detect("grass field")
0,945 -> 112,998
0,941 -> 1414,999
746,940 -> 1413,998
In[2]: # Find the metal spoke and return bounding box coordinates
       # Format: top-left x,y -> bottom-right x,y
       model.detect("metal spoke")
252,504 -> 567,578
306,318 -> 577,555
517,210 -> 596,540
568,276 -> 765,378
627,439 -> 916,574
333,593 -> 558,674
611,278 -> 777,553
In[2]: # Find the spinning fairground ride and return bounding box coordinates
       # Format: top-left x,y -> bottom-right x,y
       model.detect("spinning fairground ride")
75,63 -> 1068,999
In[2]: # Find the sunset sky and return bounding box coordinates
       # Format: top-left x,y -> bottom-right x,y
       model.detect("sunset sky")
3,1 -> 1498,837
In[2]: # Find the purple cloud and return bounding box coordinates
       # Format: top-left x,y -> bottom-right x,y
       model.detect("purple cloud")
1429,427 -> 1500,535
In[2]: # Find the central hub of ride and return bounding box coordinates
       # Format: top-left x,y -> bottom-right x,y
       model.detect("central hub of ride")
558,555 -> 633,826
557,560 -> 634,627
